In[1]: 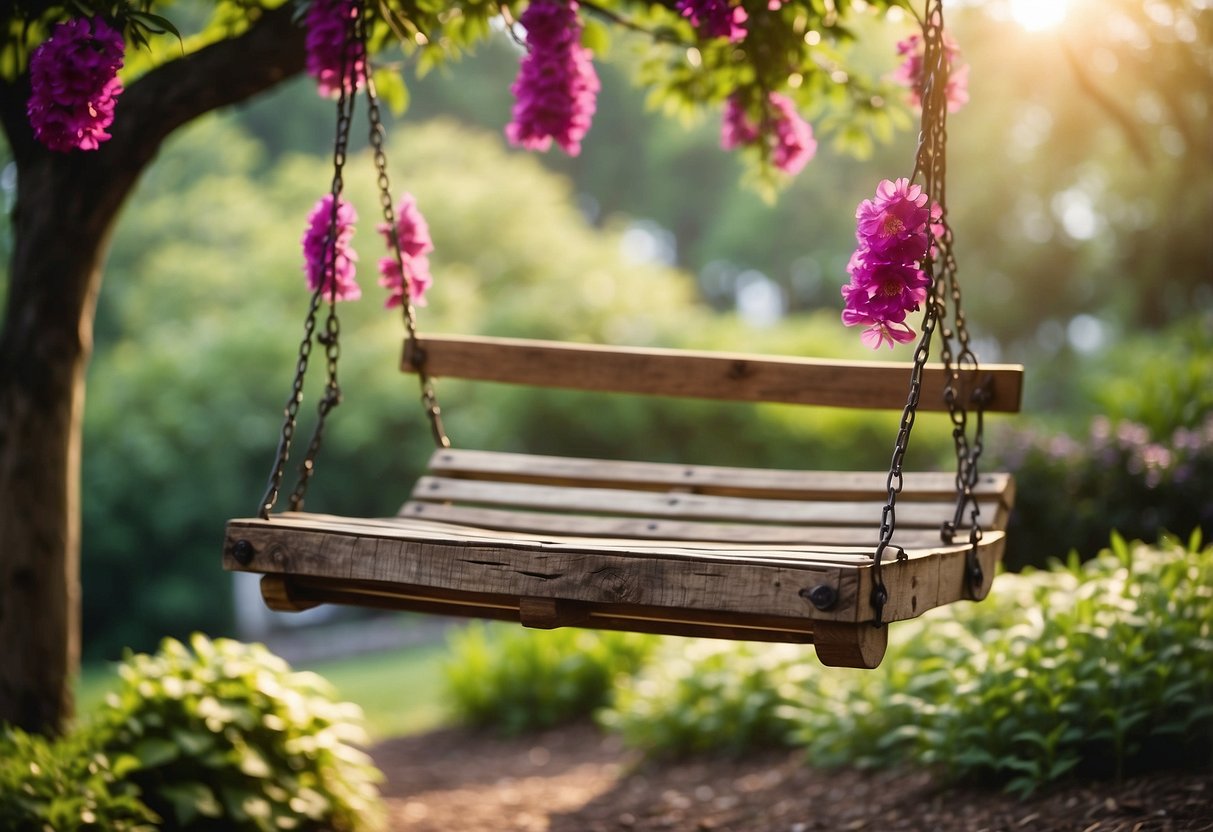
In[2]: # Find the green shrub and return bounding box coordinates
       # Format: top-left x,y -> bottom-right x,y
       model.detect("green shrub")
444,622 -> 657,734
599,537 -> 1213,795
998,414 -> 1213,570
0,726 -> 157,831
600,640 -> 808,756
95,634 -> 385,831
786,534 -> 1213,795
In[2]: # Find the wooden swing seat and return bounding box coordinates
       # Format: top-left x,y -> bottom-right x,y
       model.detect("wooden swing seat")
223,335 -> 1022,668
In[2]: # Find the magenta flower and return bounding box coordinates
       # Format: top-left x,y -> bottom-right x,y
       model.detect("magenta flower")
506,0 -> 600,157
842,178 -> 937,350
677,0 -> 747,42
377,193 -> 435,308
305,0 -> 366,97
26,17 -> 125,153
720,95 -> 761,150
854,177 -> 932,261
768,93 -> 816,175
302,194 -> 361,302
891,33 -> 969,113
720,92 -> 816,175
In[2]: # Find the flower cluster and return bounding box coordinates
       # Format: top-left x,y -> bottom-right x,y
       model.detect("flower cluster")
677,0 -> 747,42
302,194 -> 361,301
506,0 -> 600,157
720,92 -> 816,176
840,178 -> 935,349
890,33 -> 969,114
377,193 -> 435,308
305,0 -> 366,97
26,17 -> 125,153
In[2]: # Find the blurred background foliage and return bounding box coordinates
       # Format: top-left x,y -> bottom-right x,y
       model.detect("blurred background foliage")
0,0 -> 1208,661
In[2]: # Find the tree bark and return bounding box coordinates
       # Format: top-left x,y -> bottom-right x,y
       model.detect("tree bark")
0,3 -> 305,735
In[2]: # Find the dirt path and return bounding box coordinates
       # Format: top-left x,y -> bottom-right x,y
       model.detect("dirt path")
373,722 -> 1213,831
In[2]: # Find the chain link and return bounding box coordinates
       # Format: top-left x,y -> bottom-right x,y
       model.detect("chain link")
257,2 -> 362,517
871,0 -> 988,620
359,10 -> 450,449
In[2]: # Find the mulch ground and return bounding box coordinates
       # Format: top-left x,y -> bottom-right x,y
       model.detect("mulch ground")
372,721 -> 1213,832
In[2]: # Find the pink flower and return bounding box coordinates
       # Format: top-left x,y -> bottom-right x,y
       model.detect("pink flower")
376,193 -> 435,308
842,254 -> 930,324
26,17 -> 125,153
842,178 -> 938,349
768,93 -> 816,175
677,0 -> 747,42
720,92 -> 816,175
302,194 -> 360,301
306,0 -> 366,97
506,0 -> 600,157
854,177 -> 931,261
720,95 -> 761,150
891,33 -> 969,113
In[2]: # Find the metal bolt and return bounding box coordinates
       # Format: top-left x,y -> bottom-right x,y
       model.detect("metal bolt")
232,539 -> 255,566
801,584 -> 838,611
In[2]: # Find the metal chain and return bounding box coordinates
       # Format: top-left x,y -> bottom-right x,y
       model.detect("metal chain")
871,0 -> 991,620
257,2 -> 361,517
358,8 -> 450,449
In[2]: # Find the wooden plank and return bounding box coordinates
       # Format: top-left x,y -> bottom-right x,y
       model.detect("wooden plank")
226,515 -> 862,621
402,334 -> 1024,413
399,502 -> 968,548
223,514 -> 1005,624
267,511 -> 876,566
423,448 -> 1015,505
409,476 -> 1000,529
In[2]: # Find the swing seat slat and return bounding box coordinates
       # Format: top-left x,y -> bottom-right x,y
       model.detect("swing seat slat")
224,336 -> 1022,669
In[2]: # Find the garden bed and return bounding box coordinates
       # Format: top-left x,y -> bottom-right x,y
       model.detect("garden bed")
373,721 -> 1213,832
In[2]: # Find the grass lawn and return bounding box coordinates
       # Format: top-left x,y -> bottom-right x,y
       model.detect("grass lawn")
75,640 -> 453,742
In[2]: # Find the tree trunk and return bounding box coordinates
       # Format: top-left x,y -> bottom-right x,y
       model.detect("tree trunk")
0,4 -> 304,735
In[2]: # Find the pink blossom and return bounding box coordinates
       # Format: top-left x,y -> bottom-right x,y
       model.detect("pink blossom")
854,177 -> 931,261
891,33 -> 969,113
302,194 -> 360,301
720,92 -> 816,175
26,17 -> 125,153
506,0 -> 600,157
720,95 -> 761,150
842,179 -> 938,349
841,253 -> 930,324
376,193 -> 435,308
768,93 -> 816,175
677,0 -> 747,42
306,0 -> 366,97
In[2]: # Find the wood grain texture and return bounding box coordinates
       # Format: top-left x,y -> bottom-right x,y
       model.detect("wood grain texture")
402,334 -> 1024,413
224,515 -> 1005,625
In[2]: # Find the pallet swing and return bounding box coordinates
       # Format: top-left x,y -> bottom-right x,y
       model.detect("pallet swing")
223,0 -> 1023,669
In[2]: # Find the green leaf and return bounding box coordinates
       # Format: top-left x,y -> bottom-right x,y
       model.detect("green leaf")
371,67 -> 410,117
133,737 -> 179,768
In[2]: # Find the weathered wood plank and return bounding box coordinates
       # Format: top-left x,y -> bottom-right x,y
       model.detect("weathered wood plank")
409,476 -> 1000,529
402,334 -> 1024,413
423,448 -> 1016,505
399,502 -> 966,547
223,515 -> 1005,624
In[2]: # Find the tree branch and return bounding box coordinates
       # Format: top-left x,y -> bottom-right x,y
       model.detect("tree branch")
106,3 -> 307,171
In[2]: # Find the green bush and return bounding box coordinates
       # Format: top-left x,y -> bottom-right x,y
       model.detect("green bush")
95,634 -> 385,831
997,414 -> 1213,570
444,622 -> 657,734
600,537 -> 1213,795
600,640 -> 808,756
0,726 -> 158,831
786,534 -> 1213,794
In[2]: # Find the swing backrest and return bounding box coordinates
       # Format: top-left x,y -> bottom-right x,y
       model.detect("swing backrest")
401,333 -> 1023,412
